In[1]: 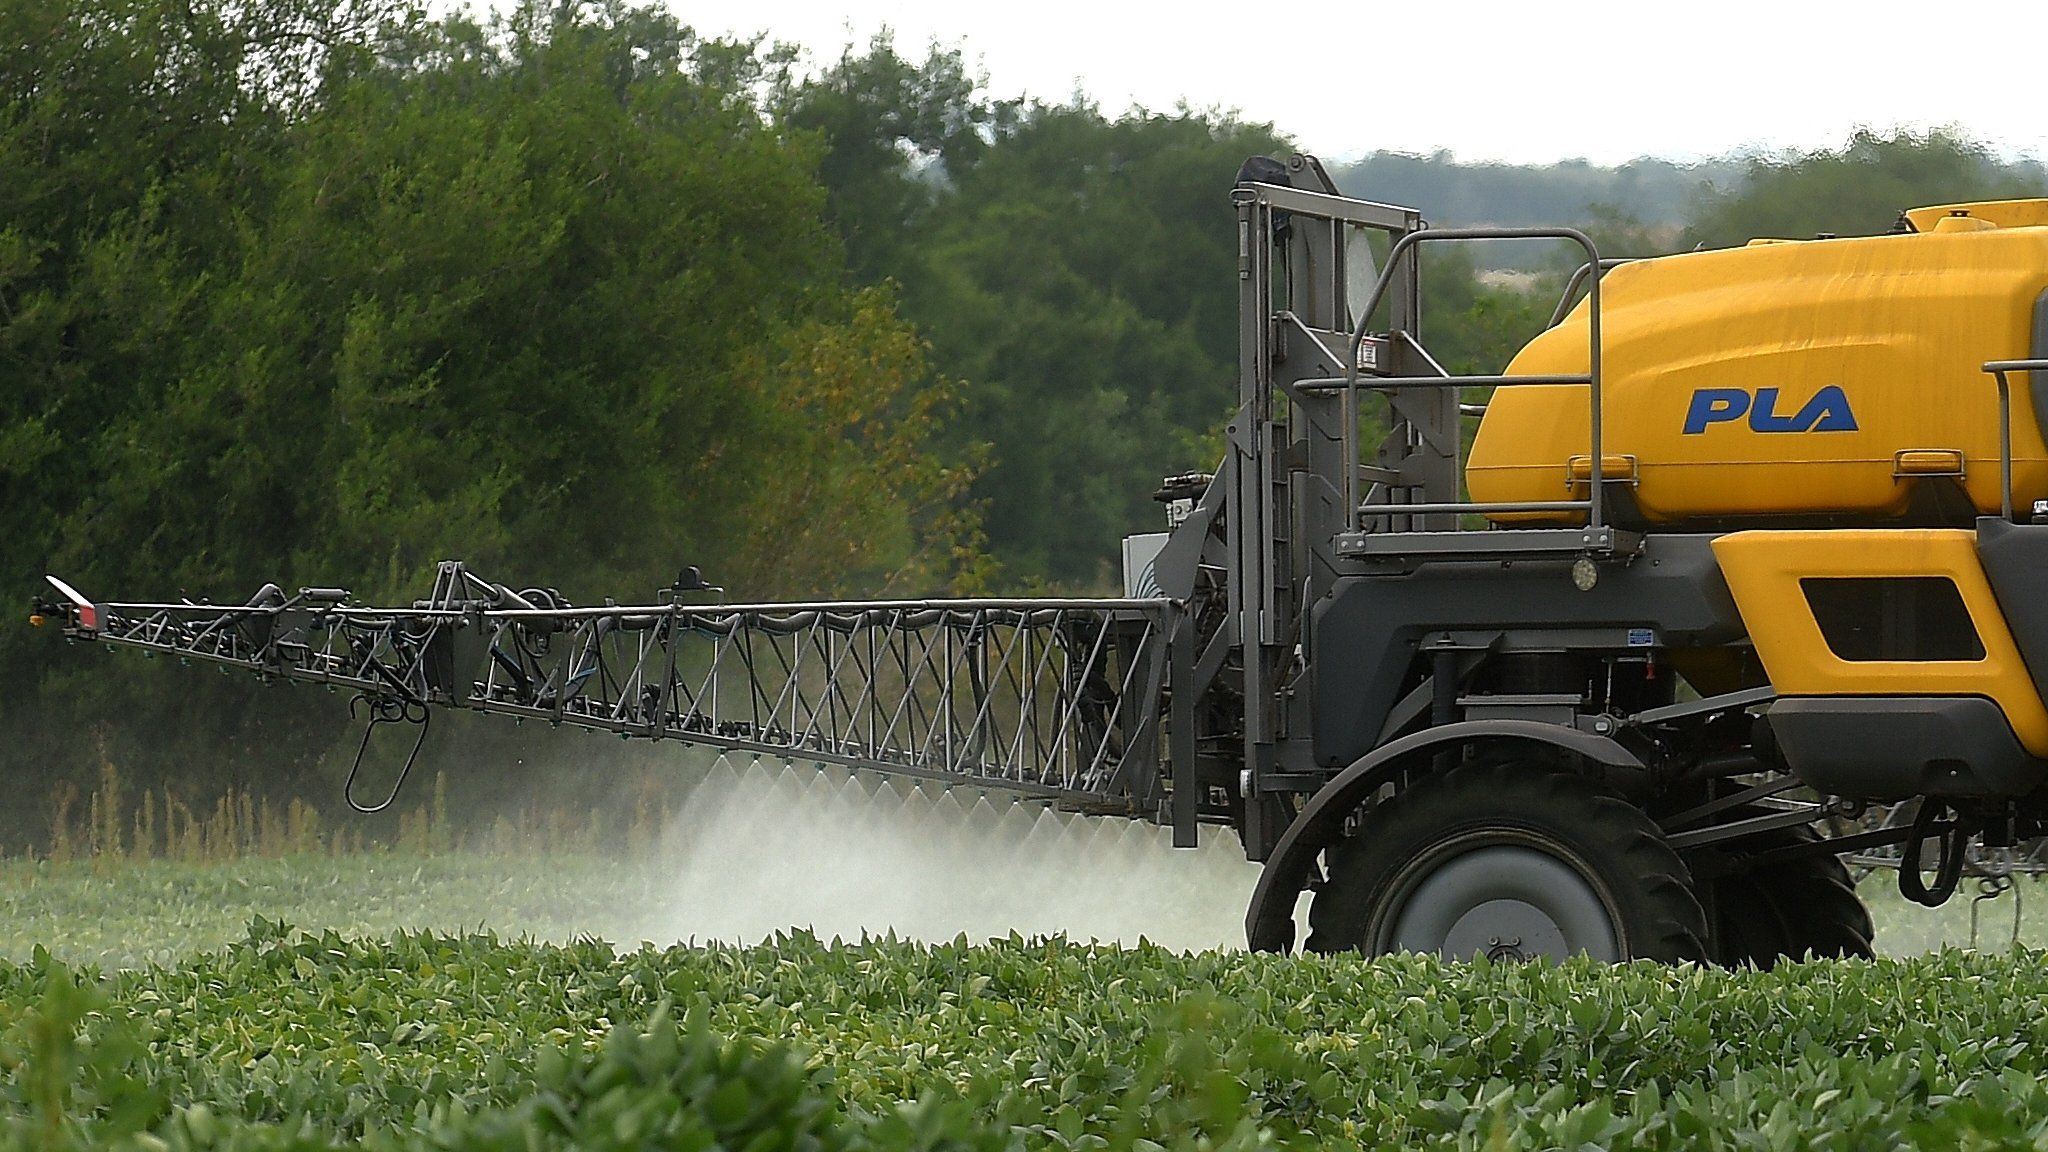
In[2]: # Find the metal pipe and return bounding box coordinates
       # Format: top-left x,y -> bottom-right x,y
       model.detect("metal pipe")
1342,352 -> 1359,533
1360,500 -> 1592,516
1548,258 -> 1634,328
1296,373 -> 1591,393
1588,242 -> 1606,530
85,596 -> 1178,620
1246,181 -> 1417,229
1998,370 -> 2014,521
1982,359 -> 2048,522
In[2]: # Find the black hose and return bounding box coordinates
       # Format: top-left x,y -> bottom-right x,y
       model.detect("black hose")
344,693 -> 431,814
1900,799 -> 1968,907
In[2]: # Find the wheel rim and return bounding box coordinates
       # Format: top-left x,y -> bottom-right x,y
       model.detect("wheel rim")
1370,833 -> 1623,962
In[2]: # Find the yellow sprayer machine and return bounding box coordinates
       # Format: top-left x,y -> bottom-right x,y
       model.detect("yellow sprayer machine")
35,156 -> 2048,964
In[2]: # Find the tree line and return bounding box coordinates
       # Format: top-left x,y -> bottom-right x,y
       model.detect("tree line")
4,0 -> 2042,842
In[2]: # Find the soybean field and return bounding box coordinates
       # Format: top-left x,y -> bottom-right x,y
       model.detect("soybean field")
10,925 -> 2048,1149
4,757 -> 2048,1149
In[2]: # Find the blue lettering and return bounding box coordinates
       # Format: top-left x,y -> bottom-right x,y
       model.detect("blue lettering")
1683,388 -> 1750,434
1796,384 -> 1858,432
1747,387 -> 1804,432
1684,386 -> 1856,433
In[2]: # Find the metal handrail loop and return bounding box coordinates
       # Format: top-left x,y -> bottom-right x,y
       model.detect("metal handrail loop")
1342,226 -> 1606,535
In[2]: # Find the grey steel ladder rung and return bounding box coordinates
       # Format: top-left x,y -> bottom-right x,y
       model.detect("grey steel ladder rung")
1333,525 -> 1643,562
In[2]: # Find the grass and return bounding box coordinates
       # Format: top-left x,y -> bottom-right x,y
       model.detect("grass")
0,853 -> 675,969
5,797 -> 2048,1148
1864,873 -> 2044,954
3,847 -> 2044,970
25,756 -> 2043,964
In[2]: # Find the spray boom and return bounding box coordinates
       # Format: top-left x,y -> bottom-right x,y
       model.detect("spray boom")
42,560 -> 1185,822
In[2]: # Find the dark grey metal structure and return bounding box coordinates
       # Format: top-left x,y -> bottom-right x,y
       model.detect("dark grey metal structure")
39,155 -> 2048,963
50,567 -> 1181,817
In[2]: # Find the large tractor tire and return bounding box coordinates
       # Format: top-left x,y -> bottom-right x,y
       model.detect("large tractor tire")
1305,761 -> 1708,962
1705,823 -> 1874,968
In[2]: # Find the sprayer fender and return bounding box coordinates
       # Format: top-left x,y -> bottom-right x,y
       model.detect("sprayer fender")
1242,720 -> 1648,952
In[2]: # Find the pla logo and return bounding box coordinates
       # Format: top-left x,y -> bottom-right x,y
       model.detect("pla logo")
1682,386 -> 1858,435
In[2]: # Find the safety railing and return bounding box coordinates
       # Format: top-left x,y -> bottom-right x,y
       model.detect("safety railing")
1984,359 -> 2048,520
1293,227 -> 1609,536
1549,258 -> 1636,327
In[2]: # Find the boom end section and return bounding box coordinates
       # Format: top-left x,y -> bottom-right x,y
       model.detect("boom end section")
40,575 -> 100,634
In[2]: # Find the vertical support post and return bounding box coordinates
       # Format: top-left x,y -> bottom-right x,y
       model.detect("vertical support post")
1430,646 -> 1459,775
1342,361 -> 1360,533
1586,235 -> 1606,530
1231,192 -> 1275,811
1120,617 -> 1170,791
1996,368 -> 2015,521
942,623 -> 954,770
1430,648 -> 1457,728
652,605 -> 678,740
1170,611 -> 1198,848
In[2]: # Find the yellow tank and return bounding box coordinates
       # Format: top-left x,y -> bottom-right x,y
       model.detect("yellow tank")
1465,200 -> 2048,525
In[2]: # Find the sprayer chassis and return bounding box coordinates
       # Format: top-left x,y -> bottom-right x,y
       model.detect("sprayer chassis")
41,154 -> 2048,957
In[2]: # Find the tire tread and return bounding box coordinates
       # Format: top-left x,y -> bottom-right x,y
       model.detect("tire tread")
1305,760 -> 1708,961
1707,821 -> 1875,967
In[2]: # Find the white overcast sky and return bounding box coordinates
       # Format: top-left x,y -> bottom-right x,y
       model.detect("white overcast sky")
673,0 -> 2048,167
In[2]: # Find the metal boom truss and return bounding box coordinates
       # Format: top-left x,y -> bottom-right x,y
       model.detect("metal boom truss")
39,563 -> 1184,818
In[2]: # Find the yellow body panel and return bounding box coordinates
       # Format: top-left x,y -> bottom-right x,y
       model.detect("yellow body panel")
1905,199 -> 2048,231
1467,215 -> 2048,523
1711,529 -> 2048,756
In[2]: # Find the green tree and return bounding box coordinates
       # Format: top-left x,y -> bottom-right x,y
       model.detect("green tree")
1683,128 -> 2048,250
776,36 -> 1007,285
0,0 -> 400,833
800,99 -> 1281,585
783,42 -> 1613,585
1,0 -> 979,841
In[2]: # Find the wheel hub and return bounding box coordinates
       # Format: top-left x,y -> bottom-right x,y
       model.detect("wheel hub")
1381,842 -> 1621,962
1443,900 -> 1565,960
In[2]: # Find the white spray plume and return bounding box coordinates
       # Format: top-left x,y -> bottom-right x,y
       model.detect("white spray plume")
629,756 -> 1262,952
